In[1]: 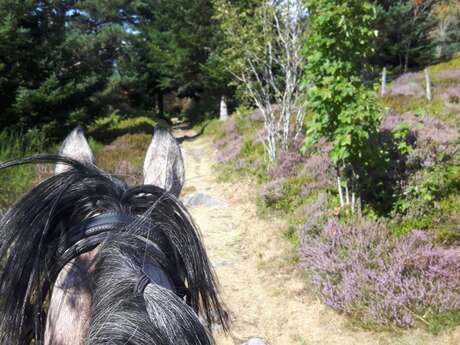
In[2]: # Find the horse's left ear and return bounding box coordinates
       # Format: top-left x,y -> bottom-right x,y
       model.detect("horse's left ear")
143,127 -> 185,196
55,126 -> 95,175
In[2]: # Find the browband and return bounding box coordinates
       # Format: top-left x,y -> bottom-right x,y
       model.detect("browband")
63,213 -> 190,302
66,213 -> 141,243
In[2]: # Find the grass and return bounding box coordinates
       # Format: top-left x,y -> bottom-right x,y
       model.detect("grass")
96,133 -> 152,186
428,56 -> 460,75
381,57 -> 460,126
0,129 -> 46,209
427,310 -> 460,336
88,112 -> 162,142
0,114 -> 160,212
207,69 -> 460,333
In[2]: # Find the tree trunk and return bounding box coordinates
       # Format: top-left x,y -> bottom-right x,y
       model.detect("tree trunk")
219,95 -> 229,121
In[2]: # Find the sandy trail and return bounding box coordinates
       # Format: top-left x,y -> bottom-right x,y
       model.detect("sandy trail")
177,130 -> 460,345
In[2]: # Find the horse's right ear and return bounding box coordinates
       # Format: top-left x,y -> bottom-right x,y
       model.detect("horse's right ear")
143,127 -> 185,196
55,126 -> 95,175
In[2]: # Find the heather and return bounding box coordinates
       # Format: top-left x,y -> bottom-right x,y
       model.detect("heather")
390,74 -> 425,98
96,133 -> 151,186
208,56 -> 460,333
378,110 -> 460,241
441,87 -> 460,104
437,68 -> 460,81
300,215 -> 460,328
210,103 -> 459,332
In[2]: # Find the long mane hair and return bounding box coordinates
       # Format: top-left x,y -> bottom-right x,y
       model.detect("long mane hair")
0,154 -> 228,345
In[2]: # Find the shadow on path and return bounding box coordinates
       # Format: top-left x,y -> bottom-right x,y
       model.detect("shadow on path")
175,122 -> 209,143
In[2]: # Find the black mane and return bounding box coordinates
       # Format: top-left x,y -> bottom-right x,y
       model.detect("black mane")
0,155 -> 228,345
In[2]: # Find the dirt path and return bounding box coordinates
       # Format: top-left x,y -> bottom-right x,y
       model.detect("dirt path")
177,131 -> 460,345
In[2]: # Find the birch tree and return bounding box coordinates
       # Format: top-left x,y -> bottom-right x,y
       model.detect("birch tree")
213,0 -> 307,162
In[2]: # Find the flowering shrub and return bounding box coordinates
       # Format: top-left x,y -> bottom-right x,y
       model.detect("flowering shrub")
437,68 -> 460,80
380,112 -> 459,169
249,109 -> 265,122
253,127 -> 267,145
259,178 -> 287,205
214,119 -> 244,163
268,149 -> 303,180
302,138 -> 334,189
390,82 -> 425,97
392,72 -> 421,85
216,137 -> 244,163
114,159 -> 143,186
97,134 -> 150,181
389,73 -> 424,98
300,216 -> 460,328
441,86 -> 460,104
259,143 -> 303,207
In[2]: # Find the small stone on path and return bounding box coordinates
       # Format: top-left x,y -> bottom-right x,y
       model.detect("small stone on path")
181,192 -> 228,209
242,338 -> 267,345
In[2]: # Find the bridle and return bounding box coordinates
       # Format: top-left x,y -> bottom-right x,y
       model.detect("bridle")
57,213 -> 190,303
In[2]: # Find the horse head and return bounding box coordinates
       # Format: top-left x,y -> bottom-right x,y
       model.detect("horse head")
0,127 -> 227,345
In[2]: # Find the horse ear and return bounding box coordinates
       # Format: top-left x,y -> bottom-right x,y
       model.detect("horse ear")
55,126 -> 95,175
143,127 -> 185,196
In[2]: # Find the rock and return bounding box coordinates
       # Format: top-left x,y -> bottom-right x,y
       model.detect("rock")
242,338 -> 267,345
212,260 -> 233,268
181,192 -> 228,209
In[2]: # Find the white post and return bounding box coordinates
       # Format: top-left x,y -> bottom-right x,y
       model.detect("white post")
425,68 -> 432,101
337,177 -> 344,207
219,95 -> 229,121
380,67 -> 387,96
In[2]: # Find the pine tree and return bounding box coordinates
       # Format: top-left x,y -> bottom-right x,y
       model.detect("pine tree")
373,0 -> 437,71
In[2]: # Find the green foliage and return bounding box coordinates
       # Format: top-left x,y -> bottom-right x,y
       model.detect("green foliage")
0,129 -> 45,208
212,0 -> 267,98
431,1 -> 460,61
373,1 -> 437,71
390,165 -> 460,242
302,0 -> 383,185
0,1 -> 132,137
88,113 -> 159,142
392,123 -> 413,155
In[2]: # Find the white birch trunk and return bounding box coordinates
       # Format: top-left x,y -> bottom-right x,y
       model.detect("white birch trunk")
224,0 -> 306,162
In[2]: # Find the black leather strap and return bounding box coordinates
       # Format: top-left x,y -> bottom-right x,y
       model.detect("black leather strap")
63,213 -> 190,302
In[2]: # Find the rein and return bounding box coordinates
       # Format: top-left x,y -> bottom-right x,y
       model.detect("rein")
60,213 -> 190,303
